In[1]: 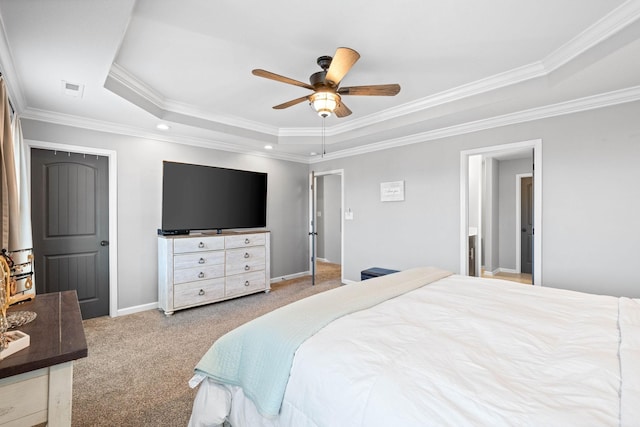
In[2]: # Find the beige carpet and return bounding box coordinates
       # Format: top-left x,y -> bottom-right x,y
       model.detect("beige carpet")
72,262 -> 341,426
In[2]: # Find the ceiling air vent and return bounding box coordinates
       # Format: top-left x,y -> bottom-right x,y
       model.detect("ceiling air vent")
61,80 -> 85,98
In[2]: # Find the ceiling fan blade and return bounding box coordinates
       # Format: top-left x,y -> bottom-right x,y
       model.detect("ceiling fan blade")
252,69 -> 315,90
334,101 -> 352,118
325,47 -> 360,86
338,84 -> 401,96
273,95 -> 310,110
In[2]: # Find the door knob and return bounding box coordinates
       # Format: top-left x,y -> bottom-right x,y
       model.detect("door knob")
100,240 -> 109,246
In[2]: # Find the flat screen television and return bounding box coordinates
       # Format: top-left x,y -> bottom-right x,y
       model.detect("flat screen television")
160,161 -> 267,234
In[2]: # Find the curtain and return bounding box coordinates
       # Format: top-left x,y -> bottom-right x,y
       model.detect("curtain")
10,115 -> 31,252
0,78 -> 34,297
0,77 -> 19,252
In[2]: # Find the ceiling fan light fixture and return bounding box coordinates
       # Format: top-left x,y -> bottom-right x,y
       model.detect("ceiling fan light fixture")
311,92 -> 339,118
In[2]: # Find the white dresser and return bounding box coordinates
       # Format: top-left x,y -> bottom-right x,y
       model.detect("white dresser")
158,231 -> 270,315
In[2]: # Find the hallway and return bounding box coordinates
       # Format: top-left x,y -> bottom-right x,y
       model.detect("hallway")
482,270 -> 532,285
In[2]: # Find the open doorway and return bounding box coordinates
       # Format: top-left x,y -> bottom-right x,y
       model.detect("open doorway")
309,169 -> 344,284
516,173 -> 533,277
460,140 -> 542,286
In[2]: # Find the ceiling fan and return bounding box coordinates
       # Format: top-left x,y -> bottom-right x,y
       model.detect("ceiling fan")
252,47 -> 401,118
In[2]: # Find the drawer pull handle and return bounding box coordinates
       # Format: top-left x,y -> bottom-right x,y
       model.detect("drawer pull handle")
199,289 -> 205,296
244,238 -> 250,244
198,272 -> 205,278
244,252 -> 250,259
199,258 -> 205,264
244,281 -> 250,287
198,242 -> 205,248
244,265 -> 250,271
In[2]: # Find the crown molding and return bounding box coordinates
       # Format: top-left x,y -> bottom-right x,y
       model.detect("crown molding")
19,107 -> 309,163
107,62 -> 165,109
20,85 -> 640,166
311,85 -> 640,163
328,62 -> 550,137
107,63 -> 279,136
543,0 -> 640,72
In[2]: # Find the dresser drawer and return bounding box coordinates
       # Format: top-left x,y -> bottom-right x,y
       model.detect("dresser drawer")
174,278 -> 225,308
174,236 -> 224,254
225,271 -> 266,297
226,246 -> 265,276
225,233 -> 266,249
174,264 -> 225,284
174,251 -> 224,270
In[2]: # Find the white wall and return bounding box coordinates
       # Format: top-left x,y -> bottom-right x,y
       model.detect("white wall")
23,120 -> 310,312
313,100 -> 640,297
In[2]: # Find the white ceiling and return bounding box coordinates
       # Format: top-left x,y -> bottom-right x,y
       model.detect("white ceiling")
0,0 -> 639,162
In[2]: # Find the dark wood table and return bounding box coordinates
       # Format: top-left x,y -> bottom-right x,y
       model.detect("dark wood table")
0,291 -> 88,426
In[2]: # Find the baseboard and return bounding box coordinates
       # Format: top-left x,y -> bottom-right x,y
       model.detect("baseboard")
117,302 -> 159,317
271,271 -> 309,283
483,267 -> 517,276
482,268 -> 498,276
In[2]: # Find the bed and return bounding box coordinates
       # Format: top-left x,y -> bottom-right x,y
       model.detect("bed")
188,267 -> 640,427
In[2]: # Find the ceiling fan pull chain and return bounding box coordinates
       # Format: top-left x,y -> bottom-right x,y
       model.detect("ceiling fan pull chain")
322,117 -> 326,158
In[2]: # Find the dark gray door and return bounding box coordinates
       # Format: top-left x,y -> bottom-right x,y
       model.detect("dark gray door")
520,176 -> 533,275
31,148 -> 109,319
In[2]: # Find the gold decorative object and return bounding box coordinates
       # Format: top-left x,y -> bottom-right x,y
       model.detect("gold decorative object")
0,254 -> 11,351
0,248 -> 35,354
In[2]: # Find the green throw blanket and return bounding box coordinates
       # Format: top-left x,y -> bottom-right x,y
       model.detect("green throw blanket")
194,266 -> 452,417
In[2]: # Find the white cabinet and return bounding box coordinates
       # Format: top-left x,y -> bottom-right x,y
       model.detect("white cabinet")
158,231 -> 270,315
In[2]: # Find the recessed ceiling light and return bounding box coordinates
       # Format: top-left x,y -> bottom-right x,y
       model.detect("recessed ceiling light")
156,123 -> 170,131
264,145 -> 273,150
310,152 -> 318,156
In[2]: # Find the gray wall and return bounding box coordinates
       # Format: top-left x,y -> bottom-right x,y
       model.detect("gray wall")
312,100 -> 640,297
314,143 -> 463,278
23,99 -> 640,306
498,158 -> 532,270
482,157 -> 500,273
316,174 -> 341,264
23,120 -> 310,312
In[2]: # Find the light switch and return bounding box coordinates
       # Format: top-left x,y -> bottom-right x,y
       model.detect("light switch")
345,210 -> 354,220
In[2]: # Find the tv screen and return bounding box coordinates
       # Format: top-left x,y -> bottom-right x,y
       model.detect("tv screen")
161,161 -> 267,232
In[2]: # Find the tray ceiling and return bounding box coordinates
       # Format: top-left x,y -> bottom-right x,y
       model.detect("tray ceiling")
1,0 -> 639,161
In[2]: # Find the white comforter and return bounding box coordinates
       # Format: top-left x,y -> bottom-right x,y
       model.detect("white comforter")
191,274 -> 639,427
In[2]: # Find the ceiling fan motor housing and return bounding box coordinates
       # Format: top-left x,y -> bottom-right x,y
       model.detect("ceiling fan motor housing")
310,71 -> 329,88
